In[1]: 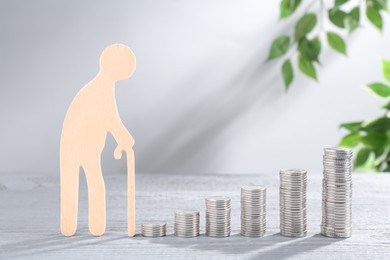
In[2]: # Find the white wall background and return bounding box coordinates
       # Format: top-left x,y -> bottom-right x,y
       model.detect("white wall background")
1,0 -> 389,175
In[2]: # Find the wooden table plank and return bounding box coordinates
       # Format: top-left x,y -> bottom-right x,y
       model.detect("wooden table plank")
0,172 -> 389,259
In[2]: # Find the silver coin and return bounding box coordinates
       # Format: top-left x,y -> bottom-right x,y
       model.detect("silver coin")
205,196 -> 231,238
141,222 -> 167,237
174,209 -> 200,238
241,185 -> 267,237
322,147 -> 353,238
279,169 -> 307,238
324,147 -> 353,155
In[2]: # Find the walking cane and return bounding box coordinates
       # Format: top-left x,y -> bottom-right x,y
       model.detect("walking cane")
127,149 -> 135,237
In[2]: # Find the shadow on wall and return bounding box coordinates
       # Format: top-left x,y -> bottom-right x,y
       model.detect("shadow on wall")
129,22 -> 294,174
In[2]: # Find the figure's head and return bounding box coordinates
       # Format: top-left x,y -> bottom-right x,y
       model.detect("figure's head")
99,44 -> 136,81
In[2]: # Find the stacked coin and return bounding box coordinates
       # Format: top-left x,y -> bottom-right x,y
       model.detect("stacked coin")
205,196 -> 231,237
321,147 -> 353,238
141,222 -> 166,237
174,210 -> 200,238
279,169 -> 307,237
241,185 -> 266,237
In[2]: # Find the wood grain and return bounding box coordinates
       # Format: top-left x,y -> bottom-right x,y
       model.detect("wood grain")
0,172 -> 389,259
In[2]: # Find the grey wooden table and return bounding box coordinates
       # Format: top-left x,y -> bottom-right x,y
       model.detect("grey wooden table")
0,172 -> 389,259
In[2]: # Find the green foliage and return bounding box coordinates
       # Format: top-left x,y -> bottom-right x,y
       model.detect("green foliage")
346,7 -> 360,33
329,8 -> 347,28
298,56 -> 317,80
361,132 -> 387,148
339,59 -> 390,172
368,0 -> 388,11
339,132 -> 360,147
382,101 -> 390,109
382,59 -> 390,82
375,0 -> 388,10
268,36 -> 290,60
340,121 -> 362,132
282,59 -> 294,89
280,0 -> 302,19
366,6 -> 383,31
355,147 -> 371,167
327,32 -> 347,55
298,37 -> 321,62
335,0 -> 348,7
366,83 -> 390,97
294,13 -> 317,41
268,0 -> 388,89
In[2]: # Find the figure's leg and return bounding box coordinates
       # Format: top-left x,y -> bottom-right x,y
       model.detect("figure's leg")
60,159 -> 80,237
83,158 -> 106,236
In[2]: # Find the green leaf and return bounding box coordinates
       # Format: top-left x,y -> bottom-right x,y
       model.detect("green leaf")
361,132 -> 388,148
298,56 -> 317,80
382,101 -> 390,110
298,37 -> 321,62
366,82 -> 390,97
355,147 -> 371,167
339,132 -> 360,148
368,0 -> 388,11
373,146 -> 385,158
327,32 -> 347,55
376,0 -> 388,11
294,13 -> 317,41
335,0 -> 348,7
328,8 -> 347,28
340,121 -> 362,132
280,0 -> 302,19
362,117 -> 390,132
346,7 -> 360,33
382,59 -> 390,82
267,36 -> 290,61
282,59 -> 294,90
356,155 -> 379,172
366,6 -> 383,31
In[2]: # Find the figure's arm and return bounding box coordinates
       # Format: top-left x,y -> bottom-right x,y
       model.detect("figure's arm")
109,104 -> 134,159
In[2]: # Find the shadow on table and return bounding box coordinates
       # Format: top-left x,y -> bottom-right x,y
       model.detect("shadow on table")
148,232 -> 343,259
249,233 -> 345,260
0,230 -> 129,258
0,231 -> 344,259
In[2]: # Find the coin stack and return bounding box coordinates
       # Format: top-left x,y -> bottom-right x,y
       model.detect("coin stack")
205,196 -> 231,237
279,169 -> 307,237
141,222 -> 167,237
174,210 -> 200,238
321,147 -> 353,238
241,185 -> 266,237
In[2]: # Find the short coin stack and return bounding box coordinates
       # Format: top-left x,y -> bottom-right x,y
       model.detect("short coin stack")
241,185 -> 266,237
321,147 -> 353,238
279,169 -> 307,237
174,210 -> 200,238
205,196 -> 231,237
141,222 -> 167,237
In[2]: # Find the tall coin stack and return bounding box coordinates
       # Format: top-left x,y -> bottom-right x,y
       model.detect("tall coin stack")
174,210 -> 200,238
321,147 -> 353,238
279,169 -> 307,237
141,222 -> 167,237
205,196 -> 231,238
241,186 -> 266,237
